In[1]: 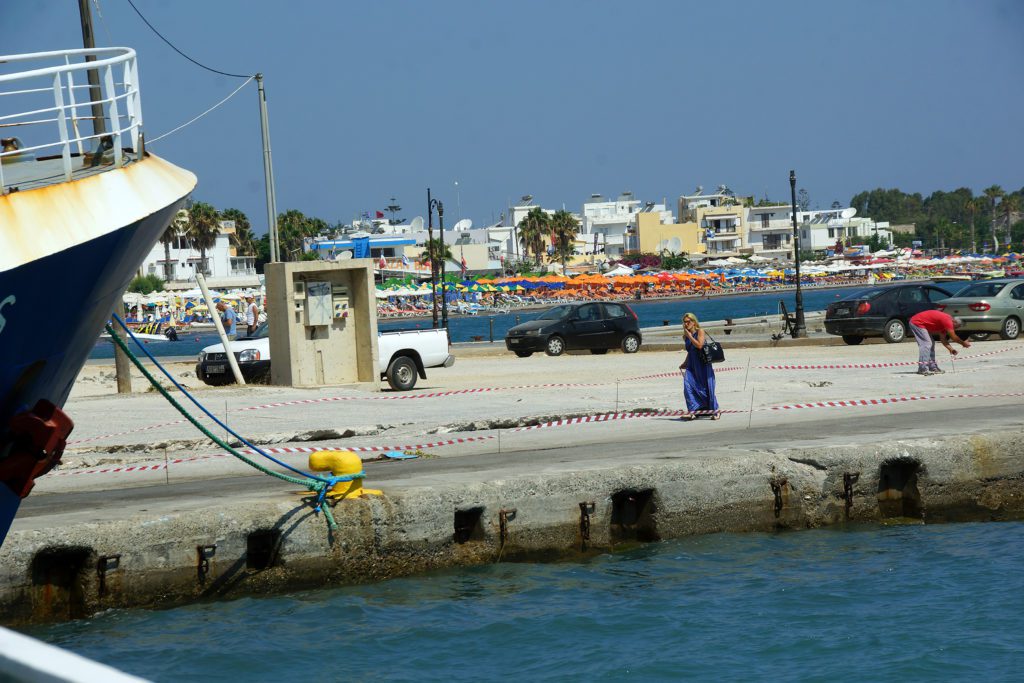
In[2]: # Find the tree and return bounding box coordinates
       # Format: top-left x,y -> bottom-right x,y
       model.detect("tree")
797,188 -> 810,211
221,208 -> 256,256
983,185 -> 1004,253
277,209 -> 316,261
419,238 -> 452,271
186,201 -> 220,275
549,209 -> 579,272
127,273 -> 165,294
963,197 -> 980,253
517,207 -> 550,265
158,208 -> 188,281
1001,194 -> 1020,250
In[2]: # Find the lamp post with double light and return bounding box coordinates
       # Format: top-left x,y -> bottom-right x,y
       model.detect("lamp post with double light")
427,192 -> 448,329
427,189 -> 439,328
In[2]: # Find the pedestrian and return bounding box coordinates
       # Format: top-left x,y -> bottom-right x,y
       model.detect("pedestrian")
908,309 -> 970,375
215,300 -> 238,341
244,294 -> 260,335
678,312 -> 720,420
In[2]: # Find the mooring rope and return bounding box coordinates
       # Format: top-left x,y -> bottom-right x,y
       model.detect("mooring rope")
104,320 -> 347,529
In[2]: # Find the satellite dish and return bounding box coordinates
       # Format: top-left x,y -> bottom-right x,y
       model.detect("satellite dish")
410,216 -> 424,231
453,218 -> 472,231
841,208 -> 857,219
335,250 -> 353,260
669,237 -> 682,252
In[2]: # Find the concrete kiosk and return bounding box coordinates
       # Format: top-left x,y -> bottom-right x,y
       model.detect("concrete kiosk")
264,260 -> 379,388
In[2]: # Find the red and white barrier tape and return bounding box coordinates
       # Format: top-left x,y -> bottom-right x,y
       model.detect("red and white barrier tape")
55,389 -> 1023,478
67,346 -> 1019,446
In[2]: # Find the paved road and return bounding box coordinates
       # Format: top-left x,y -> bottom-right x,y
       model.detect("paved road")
16,337 -> 1023,530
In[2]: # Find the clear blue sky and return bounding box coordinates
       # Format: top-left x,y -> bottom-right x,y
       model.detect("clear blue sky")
9,1 -> 1023,235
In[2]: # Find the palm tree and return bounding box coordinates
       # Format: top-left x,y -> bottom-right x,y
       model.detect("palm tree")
1001,194 -> 1020,251
962,197 -> 980,253
277,209 -> 312,261
518,207 -> 550,266
549,209 -> 579,273
158,209 -> 188,281
419,238 -> 452,269
221,208 -> 256,256
983,185 -> 1004,253
186,201 -> 220,275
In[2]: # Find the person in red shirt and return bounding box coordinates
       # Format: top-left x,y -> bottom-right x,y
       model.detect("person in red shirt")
908,310 -> 970,375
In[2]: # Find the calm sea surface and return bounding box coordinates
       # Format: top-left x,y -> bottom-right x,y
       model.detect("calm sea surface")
28,521 -> 1024,681
90,286 -> 867,360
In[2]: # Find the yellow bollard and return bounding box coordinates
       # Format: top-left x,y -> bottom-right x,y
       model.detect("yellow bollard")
307,450 -> 382,499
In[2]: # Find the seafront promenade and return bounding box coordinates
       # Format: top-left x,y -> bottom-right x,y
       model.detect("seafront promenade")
2,330 -> 1023,624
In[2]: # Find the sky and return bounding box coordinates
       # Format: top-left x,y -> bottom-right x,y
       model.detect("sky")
7,1 -> 1024,236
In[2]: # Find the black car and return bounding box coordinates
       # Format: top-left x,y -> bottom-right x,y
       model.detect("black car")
505,302 -> 642,357
824,283 -> 953,345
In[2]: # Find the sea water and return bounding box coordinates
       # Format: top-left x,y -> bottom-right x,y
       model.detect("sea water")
90,287 -> 865,360
27,521 -> 1024,681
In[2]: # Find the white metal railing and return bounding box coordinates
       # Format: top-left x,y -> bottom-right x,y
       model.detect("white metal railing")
0,47 -> 143,192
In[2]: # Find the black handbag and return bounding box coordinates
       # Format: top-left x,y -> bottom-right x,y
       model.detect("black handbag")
701,334 -> 725,364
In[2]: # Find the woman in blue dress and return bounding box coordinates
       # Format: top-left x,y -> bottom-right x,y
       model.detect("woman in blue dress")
678,313 -> 720,420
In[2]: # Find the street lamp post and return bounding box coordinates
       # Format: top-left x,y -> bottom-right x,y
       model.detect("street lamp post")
789,170 -> 807,338
438,202 -> 448,329
427,189 -> 438,329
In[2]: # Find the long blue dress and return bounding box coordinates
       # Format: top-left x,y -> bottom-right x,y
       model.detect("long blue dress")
683,335 -> 719,414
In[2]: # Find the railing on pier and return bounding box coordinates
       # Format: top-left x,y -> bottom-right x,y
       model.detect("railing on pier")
0,47 -> 143,192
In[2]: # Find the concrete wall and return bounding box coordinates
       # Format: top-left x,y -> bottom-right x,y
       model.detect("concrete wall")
2,429 -> 1022,625
265,260 -> 379,388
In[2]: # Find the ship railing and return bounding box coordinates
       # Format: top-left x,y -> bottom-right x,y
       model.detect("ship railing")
0,47 -> 142,192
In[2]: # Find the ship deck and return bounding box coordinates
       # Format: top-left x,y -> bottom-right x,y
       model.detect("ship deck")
1,153 -> 131,193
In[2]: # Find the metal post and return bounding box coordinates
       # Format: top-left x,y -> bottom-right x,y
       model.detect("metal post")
428,188 -> 438,329
256,74 -> 279,263
789,170 -> 807,338
439,202 -> 448,329
197,273 -> 246,385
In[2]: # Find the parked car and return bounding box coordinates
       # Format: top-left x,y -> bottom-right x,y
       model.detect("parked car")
197,324 -> 454,390
196,322 -> 271,384
505,302 -> 642,357
936,278 -> 1024,340
824,283 -> 954,345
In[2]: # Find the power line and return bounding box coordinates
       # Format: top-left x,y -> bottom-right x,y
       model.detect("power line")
125,0 -> 252,78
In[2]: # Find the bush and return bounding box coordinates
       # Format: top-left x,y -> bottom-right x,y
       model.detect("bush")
127,274 -> 165,294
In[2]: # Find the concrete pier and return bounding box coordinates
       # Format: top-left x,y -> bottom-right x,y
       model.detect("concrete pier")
2,332 -> 1022,625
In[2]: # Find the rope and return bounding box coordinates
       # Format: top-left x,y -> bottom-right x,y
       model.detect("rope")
147,76 -> 254,145
104,322 -> 344,529
112,314 -> 319,481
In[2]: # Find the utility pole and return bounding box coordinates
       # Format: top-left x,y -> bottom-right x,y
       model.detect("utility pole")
256,74 -> 279,263
78,0 -> 106,138
81,0 -> 133,392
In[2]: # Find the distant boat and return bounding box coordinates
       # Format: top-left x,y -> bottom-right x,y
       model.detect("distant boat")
0,47 -> 196,544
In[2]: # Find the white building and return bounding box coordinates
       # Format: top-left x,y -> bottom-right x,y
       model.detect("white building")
580,191 -> 670,258
796,208 -> 894,252
745,204 -> 796,258
138,218 -> 259,289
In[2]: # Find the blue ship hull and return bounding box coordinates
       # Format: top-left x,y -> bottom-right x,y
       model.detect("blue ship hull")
0,152 -> 195,544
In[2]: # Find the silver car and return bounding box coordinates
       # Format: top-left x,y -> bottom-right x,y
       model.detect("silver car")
937,278 -> 1024,340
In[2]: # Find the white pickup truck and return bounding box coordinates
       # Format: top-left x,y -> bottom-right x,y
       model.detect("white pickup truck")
196,322 -> 454,390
